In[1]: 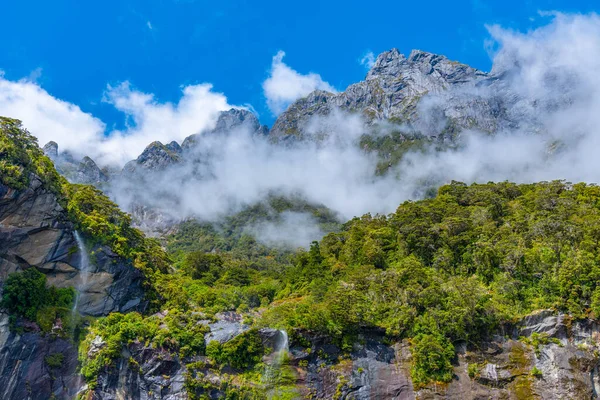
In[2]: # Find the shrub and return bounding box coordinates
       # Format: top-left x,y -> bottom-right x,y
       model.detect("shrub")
410,332 -> 455,387
1,268 -> 75,329
467,363 -> 480,378
1,268 -> 48,320
45,353 -> 65,369
206,329 -> 264,370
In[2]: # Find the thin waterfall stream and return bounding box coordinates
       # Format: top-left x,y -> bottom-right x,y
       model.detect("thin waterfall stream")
264,330 -> 292,397
72,231 -> 91,315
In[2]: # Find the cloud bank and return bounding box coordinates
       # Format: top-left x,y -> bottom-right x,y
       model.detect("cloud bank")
262,51 -> 336,115
4,12 -> 600,248
0,76 -> 106,157
0,77 -> 231,165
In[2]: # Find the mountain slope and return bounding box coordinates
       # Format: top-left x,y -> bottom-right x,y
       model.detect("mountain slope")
0,117 -> 169,399
4,116 -> 600,399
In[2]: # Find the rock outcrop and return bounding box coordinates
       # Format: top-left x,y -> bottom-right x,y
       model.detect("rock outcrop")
123,141 -> 183,175
283,312 -> 600,400
0,312 -> 82,400
75,156 -> 108,184
0,175 -> 148,399
181,108 -> 268,150
92,341 -> 188,400
42,142 -> 109,185
269,49 -> 489,140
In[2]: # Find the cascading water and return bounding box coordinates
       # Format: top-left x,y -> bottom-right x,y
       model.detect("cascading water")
72,231 -> 92,396
72,231 -> 91,315
264,330 -> 293,397
277,330 -> 289,357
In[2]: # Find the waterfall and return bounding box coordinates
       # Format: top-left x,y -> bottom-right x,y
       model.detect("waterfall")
277,330 -> 289,357
270,329 -> 289,367
72,231 -> 91,315
264,330 -> 292,397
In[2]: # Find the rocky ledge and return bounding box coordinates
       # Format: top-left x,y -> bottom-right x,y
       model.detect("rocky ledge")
0,175 -> 148,399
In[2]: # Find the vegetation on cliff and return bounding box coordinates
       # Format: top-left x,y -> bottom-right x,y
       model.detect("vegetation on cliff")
0,117 -> 65,193
76,179 -> 600,391
5,116 -> 600,392
1,268 -> 75,334
0,118 -> 170,317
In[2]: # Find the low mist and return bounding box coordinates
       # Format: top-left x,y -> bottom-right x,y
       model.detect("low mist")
8,13 -> 600,248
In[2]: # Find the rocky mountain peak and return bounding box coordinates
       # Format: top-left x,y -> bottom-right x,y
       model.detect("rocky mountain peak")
181,108 -> 268,149
366,48 -> 407,80
76,156 -> 108,184
165,140 -> 182,154
41,141 -> 109,184
366,48 -> 487,84
42,141 -> 58,160
270,48 -> 493,139
141,141 -> 182,159
123,140 -> 182,174
213,108 -> 263,134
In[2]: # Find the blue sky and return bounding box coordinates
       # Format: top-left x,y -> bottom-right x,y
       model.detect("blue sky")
1,0 -> 598,130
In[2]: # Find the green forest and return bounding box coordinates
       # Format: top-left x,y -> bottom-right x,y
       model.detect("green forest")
3,117 -> 600,397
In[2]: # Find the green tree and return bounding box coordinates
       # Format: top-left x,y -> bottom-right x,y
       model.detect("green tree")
410,331 -> 455,387
184,252 -> 224,279
2,268 -> 49,320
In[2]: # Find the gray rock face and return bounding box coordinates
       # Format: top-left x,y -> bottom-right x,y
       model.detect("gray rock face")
76,156 -> 109,184
294,312 -> 600,400
93,342 -> 188,400
128,203 -> 180,238
204,312 -> 249,344
291,332 -> 414,400
43,141 -> 58,160
0,313 -> 82,400
518,309 -> 568,338
181,108 -> 268,150
0,175 -> 149,399
270,48 -> 489,139
43,142 -> 110,184
123,141 -> 183,175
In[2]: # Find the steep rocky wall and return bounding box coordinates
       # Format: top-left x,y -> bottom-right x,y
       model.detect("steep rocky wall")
293,311 -> 600,400
0,176 -> 149,399
0,312 -> 81,400
82,311 -> 600,399
0,176 -> 146,316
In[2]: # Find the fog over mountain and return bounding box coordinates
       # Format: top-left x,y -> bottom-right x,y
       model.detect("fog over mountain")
6,12 -> 600,246
6,9 -> 600,400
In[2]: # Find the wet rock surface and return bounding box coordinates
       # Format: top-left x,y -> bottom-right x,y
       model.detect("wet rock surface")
204,311 -> 250,344
0,313 -> 81,400
92,342 -> 188,400
0,176 -> 150,399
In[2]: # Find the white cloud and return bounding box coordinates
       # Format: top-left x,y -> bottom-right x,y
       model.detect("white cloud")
248,212 -> 326,248
147,21 -> 153,30
0,78 -> 232,165
4,12 -> 600,249
99,82 -> 231,164
262,51 -> 336,115
0,76 -> 106,156
360,51 -> 375,69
